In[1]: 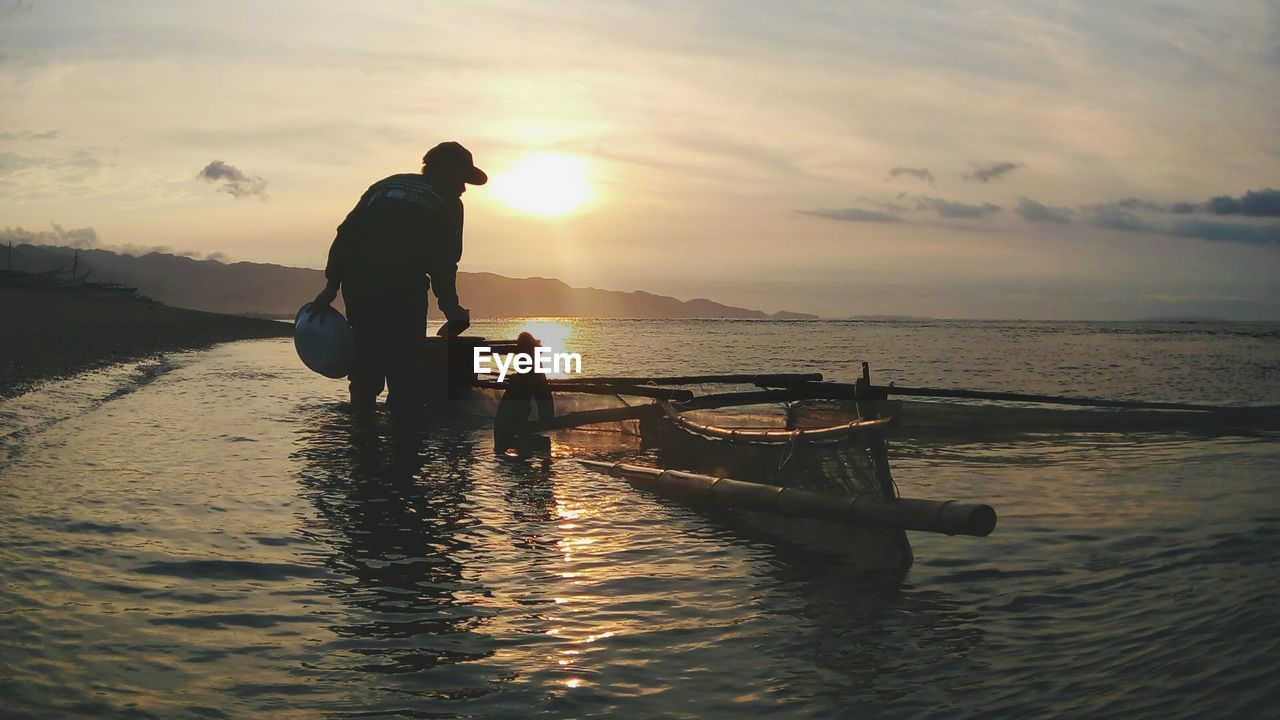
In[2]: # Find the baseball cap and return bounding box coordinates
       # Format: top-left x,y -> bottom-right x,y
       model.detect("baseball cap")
422,141 -> 487,185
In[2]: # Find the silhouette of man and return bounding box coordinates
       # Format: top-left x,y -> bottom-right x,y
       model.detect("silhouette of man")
312,142 -> 484,417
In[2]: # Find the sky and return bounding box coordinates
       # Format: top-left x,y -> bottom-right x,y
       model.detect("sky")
2,0 -> 1278,319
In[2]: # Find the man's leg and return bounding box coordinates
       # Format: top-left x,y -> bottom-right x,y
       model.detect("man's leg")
343,293 -> 386,413
385,291 -> 428,421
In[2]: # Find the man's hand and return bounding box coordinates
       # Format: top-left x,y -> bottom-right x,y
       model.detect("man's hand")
437,306 -> 471,337
311,285 -> 338,324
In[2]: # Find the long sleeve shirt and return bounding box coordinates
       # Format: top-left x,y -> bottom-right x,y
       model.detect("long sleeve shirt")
324,173 -> 464,311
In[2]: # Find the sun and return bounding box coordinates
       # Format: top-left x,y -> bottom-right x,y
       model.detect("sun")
491,152 -> 593,216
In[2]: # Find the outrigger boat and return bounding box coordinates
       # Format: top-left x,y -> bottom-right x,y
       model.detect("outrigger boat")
413,334 -> 1278,569
420,335 -> 1002,570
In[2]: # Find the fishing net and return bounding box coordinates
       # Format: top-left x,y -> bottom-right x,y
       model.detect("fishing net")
637,392 -> 895,500
468,379 -> 895,502
633,394 -> 913,568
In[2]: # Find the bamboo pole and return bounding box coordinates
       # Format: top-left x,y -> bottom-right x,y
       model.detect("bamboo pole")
519,385 -> 871,434
473,378 -> 693,401
679,387 -> 855,408
546,372 -> 823,387
578,460 -> 997,537
522,403 -> 664,433
874,385 -> 1277,414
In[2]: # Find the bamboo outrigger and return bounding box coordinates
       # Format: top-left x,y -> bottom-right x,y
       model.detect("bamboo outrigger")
577,461 -> 996,538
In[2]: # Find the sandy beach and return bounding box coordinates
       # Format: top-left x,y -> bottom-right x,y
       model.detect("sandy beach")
1,287 -> 293,398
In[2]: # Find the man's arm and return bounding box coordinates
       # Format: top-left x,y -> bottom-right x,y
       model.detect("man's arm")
312,236 -> 345,308
430,198 -> 469,333
314,186 -> 374,310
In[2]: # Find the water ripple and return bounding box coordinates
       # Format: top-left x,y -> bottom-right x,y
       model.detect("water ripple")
1,327 -> 1278,718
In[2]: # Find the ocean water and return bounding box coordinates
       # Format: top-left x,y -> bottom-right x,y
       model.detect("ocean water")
2,319 -> 1279,718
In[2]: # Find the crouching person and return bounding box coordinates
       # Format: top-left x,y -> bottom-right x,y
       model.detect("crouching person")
494,332 -> 556,453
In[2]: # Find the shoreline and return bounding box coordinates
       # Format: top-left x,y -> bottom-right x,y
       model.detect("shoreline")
1,287 -> 294,399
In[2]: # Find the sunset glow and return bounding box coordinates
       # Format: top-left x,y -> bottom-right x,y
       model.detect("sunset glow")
2,2 -> 1278,318
491,153 -> 593,217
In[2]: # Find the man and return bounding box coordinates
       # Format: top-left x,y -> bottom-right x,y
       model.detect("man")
311,141 -> 484,417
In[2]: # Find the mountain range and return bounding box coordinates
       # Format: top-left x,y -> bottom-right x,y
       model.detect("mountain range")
8,244 -> 817,320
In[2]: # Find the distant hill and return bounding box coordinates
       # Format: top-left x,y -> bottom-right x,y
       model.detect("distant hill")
1134,316 -> 1229,323
10,244 -> 818,320
847,314 -> 933,321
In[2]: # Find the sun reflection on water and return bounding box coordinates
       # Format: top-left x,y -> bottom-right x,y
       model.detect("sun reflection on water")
487,319 -> 581,378
538,482 -> 628,692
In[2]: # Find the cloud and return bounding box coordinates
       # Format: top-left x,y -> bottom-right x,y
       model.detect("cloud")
965,161 -> 1020,183
1085,203 -> 1151,233
1130,189 -> 1280,217
1079,202 -> 1280,245
1201,188 -> 1280,217
0,129 -> 59,141
1268,0 -> 1280,64
53,224 -> 98,248
0,151 -> 38,174
1114,197 -> 1174,213
197,160 -> 268,199
64,149 -> 101,170
0,1 -> 34,20
800,207 -> 902,223
916,196 -> 1001,219
0,148 -> 101,175
1,224 -> 238,259
855,194 -> 913,214
1169,218 -> 1280,245
1016,197 -> 1075,224
805,189 -> 1279,247
660,131 -> 813,182
887,166 -> 935,185
82,243 -> 229,260
0,223 -> 99,249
